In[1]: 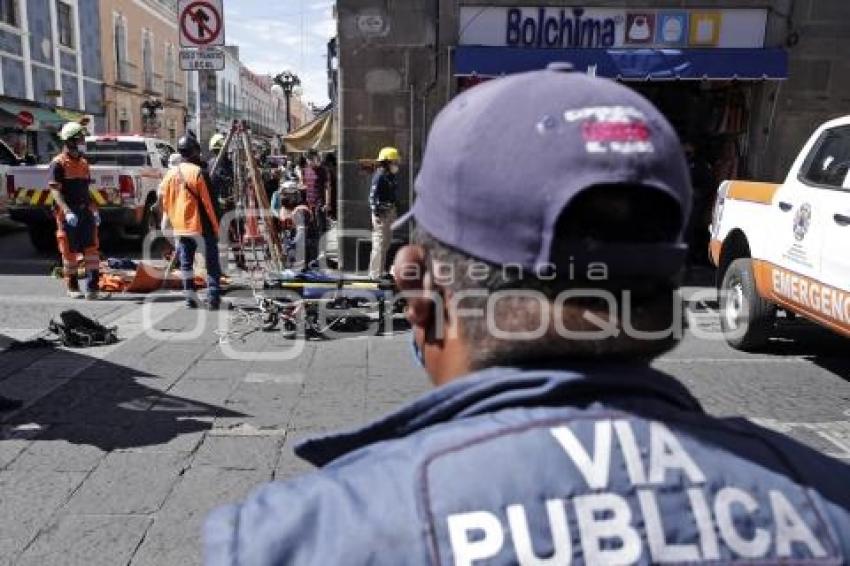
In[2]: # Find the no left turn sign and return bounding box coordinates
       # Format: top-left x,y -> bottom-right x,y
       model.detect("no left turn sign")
179,0 -> 225,48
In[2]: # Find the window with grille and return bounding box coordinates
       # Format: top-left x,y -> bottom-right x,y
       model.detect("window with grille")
0,0 -> 18,27
57,1 -> 74,48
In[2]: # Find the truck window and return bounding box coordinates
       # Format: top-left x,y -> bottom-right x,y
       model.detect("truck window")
86,139 -> 149,167
0,140 -> 19,165
800,125 -> 850,189
86,153 -> 147,167
87,140 -> 147,152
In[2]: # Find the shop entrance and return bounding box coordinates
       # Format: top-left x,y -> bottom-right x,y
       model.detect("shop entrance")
631,81 -> 759,264
455,76 -> 761,265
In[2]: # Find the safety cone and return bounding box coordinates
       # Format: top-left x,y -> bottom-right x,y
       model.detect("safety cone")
243,209 -> 264,244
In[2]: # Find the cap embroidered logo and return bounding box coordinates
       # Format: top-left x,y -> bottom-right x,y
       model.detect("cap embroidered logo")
565,106 -> 655,154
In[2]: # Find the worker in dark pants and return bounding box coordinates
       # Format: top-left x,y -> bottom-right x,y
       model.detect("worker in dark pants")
160,136 -> 225,310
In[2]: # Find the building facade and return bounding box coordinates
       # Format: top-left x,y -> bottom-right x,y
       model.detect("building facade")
335,0 -> 850,270
240,67 -> 287,143
185,47 -> 312,153
185,45 -> 242,137
0,0 -> 102,161
100,0 -> 185,144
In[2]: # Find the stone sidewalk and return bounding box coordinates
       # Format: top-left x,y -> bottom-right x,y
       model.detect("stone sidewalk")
1,283 -> 850,565
0,303 -> 425,566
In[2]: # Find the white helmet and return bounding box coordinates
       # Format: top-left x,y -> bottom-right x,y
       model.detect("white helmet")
59,122 -> 85,141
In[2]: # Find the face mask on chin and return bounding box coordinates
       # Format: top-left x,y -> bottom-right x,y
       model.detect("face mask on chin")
389,164 -> 400,175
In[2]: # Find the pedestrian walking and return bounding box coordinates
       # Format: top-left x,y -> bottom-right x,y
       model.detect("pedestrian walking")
302,149 -> 330,233
322,153 -> 338,222
205,64 -> 850,564
160,135 -> 225,310
48,122 -> 107,300
367,147 -> 399,280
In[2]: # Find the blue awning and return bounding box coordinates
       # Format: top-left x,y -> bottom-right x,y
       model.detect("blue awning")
455,47 -> 788,80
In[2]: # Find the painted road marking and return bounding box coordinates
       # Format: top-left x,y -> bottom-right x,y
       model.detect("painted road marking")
244,372 -> 306,384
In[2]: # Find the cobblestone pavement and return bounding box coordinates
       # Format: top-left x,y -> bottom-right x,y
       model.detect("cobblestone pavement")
0,234 -> 848,564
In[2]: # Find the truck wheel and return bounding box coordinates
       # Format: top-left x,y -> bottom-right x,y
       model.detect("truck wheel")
28,226 -> 56,253
720,258 -> 776,351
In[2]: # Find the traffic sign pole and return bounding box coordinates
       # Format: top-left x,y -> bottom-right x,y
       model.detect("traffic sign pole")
198,69 -> 218,159
178,0 -> 224,152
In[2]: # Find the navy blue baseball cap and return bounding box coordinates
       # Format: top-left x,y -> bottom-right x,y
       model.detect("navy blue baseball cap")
394,62 -> 692,282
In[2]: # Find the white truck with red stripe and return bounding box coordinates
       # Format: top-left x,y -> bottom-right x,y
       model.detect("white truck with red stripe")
709,116 -> 850,350
7,135 -> 175,251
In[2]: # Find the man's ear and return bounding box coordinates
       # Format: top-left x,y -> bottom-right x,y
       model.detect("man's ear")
392,244 -> 434,328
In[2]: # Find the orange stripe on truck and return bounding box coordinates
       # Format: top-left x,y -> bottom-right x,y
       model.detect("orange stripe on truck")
709,239 -> 722,266
752,260 -> 850,338
726,181 -> 780,205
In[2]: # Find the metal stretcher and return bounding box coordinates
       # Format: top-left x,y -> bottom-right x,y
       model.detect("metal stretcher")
254,271 -> 401,338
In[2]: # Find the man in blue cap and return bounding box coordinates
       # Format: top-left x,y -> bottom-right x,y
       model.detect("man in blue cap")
204,64 -> 850,564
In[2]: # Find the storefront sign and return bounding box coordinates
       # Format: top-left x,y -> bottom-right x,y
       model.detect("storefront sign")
460,7 -> 768,49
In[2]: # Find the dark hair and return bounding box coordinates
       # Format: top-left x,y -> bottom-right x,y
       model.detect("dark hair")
414,185 -> 685,369
281,190 -> 301,208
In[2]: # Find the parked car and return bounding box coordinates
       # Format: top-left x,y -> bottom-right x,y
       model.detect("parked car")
7,134 -> 174,251
710,116 -> 850,349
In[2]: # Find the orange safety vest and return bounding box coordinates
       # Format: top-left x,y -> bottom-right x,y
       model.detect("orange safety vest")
161,163 -> 220,236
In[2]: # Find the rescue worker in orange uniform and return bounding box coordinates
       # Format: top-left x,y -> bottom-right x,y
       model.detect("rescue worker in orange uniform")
48,122 -> 106,300
160,135 -> 224,310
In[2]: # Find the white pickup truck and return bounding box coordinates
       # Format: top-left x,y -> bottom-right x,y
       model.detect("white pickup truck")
7,134 -> 175,251
0,138 -> 33,217
709,116 -> 850,350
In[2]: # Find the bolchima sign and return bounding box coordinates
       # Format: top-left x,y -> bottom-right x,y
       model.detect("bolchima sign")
506,8 -> 618,48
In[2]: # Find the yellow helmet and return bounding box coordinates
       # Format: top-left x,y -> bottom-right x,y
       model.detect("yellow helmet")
59,122 -> 85,141
209,133 -> 226,152
377,147 -> 400,162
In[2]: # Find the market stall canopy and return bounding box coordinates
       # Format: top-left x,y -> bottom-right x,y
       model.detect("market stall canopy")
0,101 -> 66,128
455,47 -> 788,80
284,111 -> 336,153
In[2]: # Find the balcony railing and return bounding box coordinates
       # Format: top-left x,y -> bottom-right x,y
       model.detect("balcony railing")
116,61 -> 138,87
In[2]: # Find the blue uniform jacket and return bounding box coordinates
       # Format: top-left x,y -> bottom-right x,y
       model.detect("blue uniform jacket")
369,169 -> 397,213
204,365 -> 850,565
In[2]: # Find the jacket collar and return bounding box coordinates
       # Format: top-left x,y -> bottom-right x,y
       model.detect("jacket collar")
296,364 -> 702,467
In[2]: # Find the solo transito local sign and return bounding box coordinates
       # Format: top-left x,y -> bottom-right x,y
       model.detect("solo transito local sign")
179,0 -> 225,48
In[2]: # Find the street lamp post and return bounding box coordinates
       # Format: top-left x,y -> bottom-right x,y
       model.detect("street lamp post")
141,98 -> 163,135
271,71 -> 301,133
